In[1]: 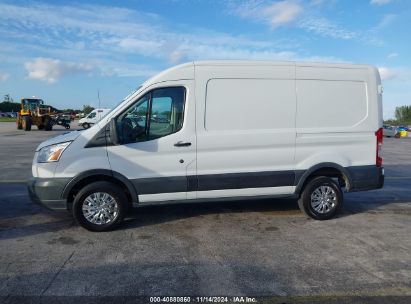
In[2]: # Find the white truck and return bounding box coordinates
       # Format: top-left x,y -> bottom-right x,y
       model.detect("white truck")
78,108 -> 111,129
29,61 -> 384,231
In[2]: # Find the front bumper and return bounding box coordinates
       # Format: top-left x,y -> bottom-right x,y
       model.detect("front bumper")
28,177 -> 71,210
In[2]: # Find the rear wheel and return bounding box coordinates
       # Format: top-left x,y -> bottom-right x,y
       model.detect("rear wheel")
298,176 -> 343,220
73,181 -> 127,231
22,116 -> 31,131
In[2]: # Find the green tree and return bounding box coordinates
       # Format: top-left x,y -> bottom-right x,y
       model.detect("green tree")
394,105 -> 411,124
3,94 -> 13,103
0,94 -> 20,112
0,102 -> 20,112
384,119 -> 398,125
83,105 -> 95,115
62,108 -> 81,114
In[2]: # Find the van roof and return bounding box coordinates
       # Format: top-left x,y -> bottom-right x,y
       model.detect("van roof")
141,60 -> 376,91
193,60 -> 373,69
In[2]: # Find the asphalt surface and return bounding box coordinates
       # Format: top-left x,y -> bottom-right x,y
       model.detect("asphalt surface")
0,122 -> 410,303
0,122 -> 82,182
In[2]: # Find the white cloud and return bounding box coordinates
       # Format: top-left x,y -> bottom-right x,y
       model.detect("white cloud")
374,14 -> 396,29
379,67 -> 398,81
0,3 -> 156,38
298,17 -> 358,40
232,0 -> 303,28
310,0 -> 324,5
378,67 -> 411,82
298,15 -> 382,46
387,53 -> 399,59
103,38 -> 164,58
0,72 -> 9,82
0,2 -> 306,67
370,0 -> 391,6
231,1 -> 363,42
101,66 -> 158,78
25,58 -> 93,84
0,1 -> 347,81
261,1 -> 303,28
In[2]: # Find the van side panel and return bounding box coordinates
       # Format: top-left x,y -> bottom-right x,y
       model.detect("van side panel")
295,66 -> 379,175
205,79 -> 296,131
195,64 -> 297,198
297,80 -> 368,128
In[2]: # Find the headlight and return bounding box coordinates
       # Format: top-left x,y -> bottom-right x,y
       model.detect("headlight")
37,142 -> 71,163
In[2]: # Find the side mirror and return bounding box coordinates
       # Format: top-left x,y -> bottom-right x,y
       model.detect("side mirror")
108,118 -> 119,145
84,119 -> 118,148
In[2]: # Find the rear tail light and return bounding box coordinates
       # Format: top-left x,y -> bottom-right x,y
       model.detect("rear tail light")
376,128 -> 383,167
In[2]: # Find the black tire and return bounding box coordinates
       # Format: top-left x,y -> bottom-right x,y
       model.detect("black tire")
298,176 -> 343,220
65,124 -> 70,129
73,181 -> 127,231
23,116 -> 31,131
37,124 -> 45,130
44,119 -> 53,131
82,123 -> 90,129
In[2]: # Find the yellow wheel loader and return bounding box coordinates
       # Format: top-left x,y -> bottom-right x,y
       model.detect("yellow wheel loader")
16,98 -> 54,131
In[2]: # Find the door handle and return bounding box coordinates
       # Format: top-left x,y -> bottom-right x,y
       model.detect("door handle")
174,141 -> 191,147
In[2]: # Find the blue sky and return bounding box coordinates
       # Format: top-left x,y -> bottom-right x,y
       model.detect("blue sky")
0,0 -> 410,119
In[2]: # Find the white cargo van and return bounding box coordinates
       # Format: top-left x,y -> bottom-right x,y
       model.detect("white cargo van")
29,61 -> 384,231
78,108 -> 111,129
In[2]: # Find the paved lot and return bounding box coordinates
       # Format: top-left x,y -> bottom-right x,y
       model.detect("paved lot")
0,122 -> 82,182
0,122 -> 410,303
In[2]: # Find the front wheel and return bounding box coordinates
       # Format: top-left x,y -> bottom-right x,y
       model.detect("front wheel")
73,181 -> 127,231
44,119 -> 53,131
22,116 -> 31,131
298,176 -> 343,220
82,123 -> 90,129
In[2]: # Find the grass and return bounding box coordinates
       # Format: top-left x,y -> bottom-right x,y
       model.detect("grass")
0,117 -> 16,122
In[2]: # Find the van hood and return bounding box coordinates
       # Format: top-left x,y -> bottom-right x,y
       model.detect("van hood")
36,131 -> 82,151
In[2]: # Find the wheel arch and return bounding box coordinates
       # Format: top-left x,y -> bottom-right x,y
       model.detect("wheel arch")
295,162 -> 352,196
62,169 -> 138,208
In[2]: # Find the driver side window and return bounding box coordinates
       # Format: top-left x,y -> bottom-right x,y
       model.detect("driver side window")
116,87 -> 185,144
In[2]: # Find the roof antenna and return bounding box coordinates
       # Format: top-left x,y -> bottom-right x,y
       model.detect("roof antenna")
97,89 -> 101,108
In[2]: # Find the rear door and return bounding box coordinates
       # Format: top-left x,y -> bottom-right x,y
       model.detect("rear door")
295,65 -> 374,171
194,64 -> 297,199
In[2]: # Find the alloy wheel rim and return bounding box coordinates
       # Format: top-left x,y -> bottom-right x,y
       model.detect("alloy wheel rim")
82,192 -> 119,225
310,185 -> 337,214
